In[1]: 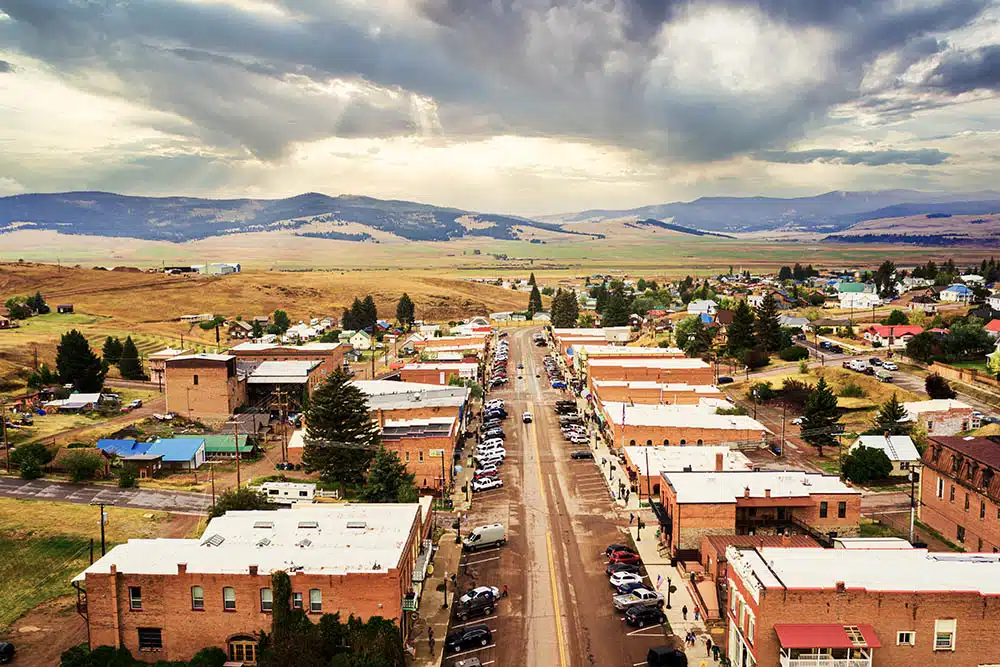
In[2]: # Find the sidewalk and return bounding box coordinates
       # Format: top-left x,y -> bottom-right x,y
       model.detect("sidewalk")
410,529 -> 462,667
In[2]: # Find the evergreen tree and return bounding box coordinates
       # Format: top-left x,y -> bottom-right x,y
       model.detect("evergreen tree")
601,292 -> 630,327
550,289 -> 580,328
102,336 -> 123,366
726,300 -> 756,357
925,373 -> 957,399
251,319 -> 264,338
528,272 -> 537,286
870,393 -> 909,435
800,376 -> 840,456
117,336 -> 143,380
754,293 -> 782,352
27,292 -> 50,314
342,307 -> 355,331
778,266 -> 793,281
873,260 -> 898,299
362,296 -> 378,330
55,329 -> 105,392
303,369 -> 380,492
360,447 -> 418,503
349,297 -> 365,331
527,284 -> 543,316
395,293 -> 415,329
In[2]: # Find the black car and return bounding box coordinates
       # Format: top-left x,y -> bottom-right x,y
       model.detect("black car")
717,376 -> 734,384
456,594 -> 496,622
625,605 -> 667,627
446,624 -> 492,653
570,450 -> 594,460
0,642 -> 13,664
606,562 -> 641,576
605,543 -> 637,556
647,646 -> 688,667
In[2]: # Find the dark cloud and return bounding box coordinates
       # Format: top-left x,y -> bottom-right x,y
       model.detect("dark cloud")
754,148 -> 952,166
0,0 -> 993,165
0,59 -> 13,73
924,44 -> 1000,93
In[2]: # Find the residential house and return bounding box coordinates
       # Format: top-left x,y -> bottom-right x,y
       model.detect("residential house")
43,392 -> 104,412
96,439 -> 162,479
908,293 -> 939,314
179,313 -> 215,323
0,314 -> 12,329
350,330 -> 373,351
687,299 -> 718,316
777,315 -> 809,329
837,283 -> 881,309
658,470 -> 861,558
145,437 -> 206,470
985,319 -> 1000,339
228,320 -> 253,339
901,399 -> 979,436
201,434 -> 256,460
57,304 -> 74,314
848,435 -> 921,477
862,324 -> 924,348
921,435 -> 1000,552
940,284 -> 974,303
725,545 -> 1000,667
960,274 -> 985,285
987,290 -> 1000,312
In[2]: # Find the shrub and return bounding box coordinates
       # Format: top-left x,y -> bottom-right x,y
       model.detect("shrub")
62,450 -> 105,482
748,381 -> 777,401
716,405 -> 749,416
798,360 -> 809,375
118,467 -> 138,489
10,442 -> 54,480
779,345 -> 809,361
779,379 -> 814,409
925,373 -> 956,399
838,381 -> 867,398
742,346 -> 770,370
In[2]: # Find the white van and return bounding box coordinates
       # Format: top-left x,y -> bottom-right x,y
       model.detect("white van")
462,523 -> 507,552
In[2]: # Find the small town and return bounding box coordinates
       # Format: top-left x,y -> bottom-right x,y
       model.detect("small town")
2,261 -> 1000,667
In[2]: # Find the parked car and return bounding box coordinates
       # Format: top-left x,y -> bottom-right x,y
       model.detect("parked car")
616,580 -> 648,595
870,357 -> 883,367
128,399 -> 143,409
717,376 -> 734,385
472,477 -> 503,492
474,463 -> 499,476
612,588 -> 665,611
605,544 -> 637,556
459,585 -> 499,605
606,562 -> 641,576
625,605 -> 667,627
462,523 -> 507,551
882,361 -> 898,371
607,550 -> 641,565
791,417 -> 804,426
609,571 -> 643,587
570,450 -> 594,460
446,624 -> 492,653
646,646 -> 687,667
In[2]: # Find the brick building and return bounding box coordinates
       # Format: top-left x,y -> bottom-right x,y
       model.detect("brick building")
600,401 -> 769,449
658,470 -> 860,558
399,362 -> 478,386
901,399 -> 980,436
73,504 -> 427,664
229,342 -> 348,378
585,357 -> 715,385
591,380 -> 723,405
622,446 -> 752,498
699,534 -> 818,582
379,417 -> 457,490
920,435 -> 1000,552
725,546 -> 1000,667
147,348 -> 193,389
569,344 -> 684,374
164,354 -> 247,424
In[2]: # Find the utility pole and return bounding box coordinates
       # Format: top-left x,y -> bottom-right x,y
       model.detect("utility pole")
91,501 -> 111,556
233,420 -> 241,488
779,402 -> 786,457
909,470 -> 917,544
211,463 -> 216,505
1,400 -> 9,473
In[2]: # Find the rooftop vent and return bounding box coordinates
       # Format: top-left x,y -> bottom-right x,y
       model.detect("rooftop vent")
298,521 -> 319,529
202,534 -> 225,547
256,538 -> 271,547
346,521 -> 367,529
296,538 -> 312,548
253,521 -> 274,529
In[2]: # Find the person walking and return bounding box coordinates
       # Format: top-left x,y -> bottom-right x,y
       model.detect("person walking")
629,512 -> 635,525
706,637 -> 713,657
428,627 -> 435,654
682,605 -> 688,621
712,644 -> 721,662
694,605 -> 700,621
502,584 -> 508,598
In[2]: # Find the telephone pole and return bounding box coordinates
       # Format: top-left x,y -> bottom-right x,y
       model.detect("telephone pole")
233,420 -> 241,488
2,400 -> 9,473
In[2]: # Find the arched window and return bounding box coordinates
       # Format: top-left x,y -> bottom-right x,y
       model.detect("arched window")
229,636 -> 257,664
697,439 -> 704,445
680,439 -> 687,445
646,439 -> 653,446
663,439 -> 669,446
629,439 -> 636,447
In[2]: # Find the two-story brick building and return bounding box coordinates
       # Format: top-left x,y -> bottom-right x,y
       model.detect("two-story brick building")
164,354 -> 247,425
901,399 -> 980,436
622,446 -> 753,498
601,401 -> 769,449
920,435 -> 1000,552
658,470 -> 861,558
73,504 -> 426,663
725,545 -> 1000,667
229,342 -> 348,378
585,357 -> 715,385
590,380 -> 723,406
399,362 -> 478,386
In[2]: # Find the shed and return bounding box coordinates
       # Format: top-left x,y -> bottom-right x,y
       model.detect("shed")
145,437 -> 206,470
57,304 -> 74,314
202,434 -> 256,459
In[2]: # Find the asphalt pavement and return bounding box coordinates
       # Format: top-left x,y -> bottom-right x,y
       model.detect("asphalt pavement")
0,476 -> 211,513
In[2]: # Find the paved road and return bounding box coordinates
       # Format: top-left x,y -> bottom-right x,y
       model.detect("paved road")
0,477 -> 211,513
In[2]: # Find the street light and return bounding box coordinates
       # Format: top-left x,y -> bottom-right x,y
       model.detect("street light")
665,576 -> 673,609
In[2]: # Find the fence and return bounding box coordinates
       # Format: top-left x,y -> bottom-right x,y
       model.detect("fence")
927,361 -> 1000,391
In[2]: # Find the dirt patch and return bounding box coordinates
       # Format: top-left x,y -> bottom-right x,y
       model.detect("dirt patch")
5,597 -> 86,667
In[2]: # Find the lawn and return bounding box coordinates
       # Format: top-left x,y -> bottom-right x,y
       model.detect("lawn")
859,519 -> 901,538
0,498 -> 179,630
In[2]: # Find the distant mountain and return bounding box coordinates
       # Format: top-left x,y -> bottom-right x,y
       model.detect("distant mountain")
547,190 -> 1000,233
0,191 -> 600,243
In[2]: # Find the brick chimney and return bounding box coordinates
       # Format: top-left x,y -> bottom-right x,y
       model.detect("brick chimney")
177,563 -> 187,575
764,488 -> 771,498
744,486 -> 751,498
781,534 -> 792,547
376,409 -> 385,427
835,581 -> 846,593
715,452 -> 725,471
109,564 -> 117,575
249,565 -> 258,576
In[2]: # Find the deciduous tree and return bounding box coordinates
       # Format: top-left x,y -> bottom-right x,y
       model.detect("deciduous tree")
208,486 -> 275,518
925,373 -> 956,399
842,445 -> 894,484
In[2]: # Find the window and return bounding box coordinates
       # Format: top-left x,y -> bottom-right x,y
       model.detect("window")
137,628 -> 162,651
819,502 -> 828,518
309,589 -> 322,613
937,478 -> 944,498
229,637 -> 257,663
982,501 -> 987,520
646,439 -> 653,446
405,452 -> 409,463
747,616 -> 755,646
129,586 -> 142,611
292,592 -> 303,610
680,439 -> 687,445
965,493 -> 970,511
838,501 -> 847,519
900,461 -> 910,470
957,526 -> 966,543
299,491 -> 308,497
630,439 -> 636,446
663,439 -> 669,445
950,486 -> 956,503
418,451 -> 423,463
191,586 -> 204,610
223,586 -> 236,611
934,619 -> 956,651
897,631 -> 915,646
193,374 -> 199,386
260,588 -> 273,612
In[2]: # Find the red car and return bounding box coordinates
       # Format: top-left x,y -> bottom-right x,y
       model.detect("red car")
474,470 -> 499,481
608,550 -> 641,565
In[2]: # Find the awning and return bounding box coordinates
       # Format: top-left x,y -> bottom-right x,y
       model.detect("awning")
775,624 -> 881,649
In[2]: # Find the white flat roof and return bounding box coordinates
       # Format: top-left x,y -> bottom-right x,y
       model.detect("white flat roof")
735,547 -> 1000,595
663,470 -> 858,504
402,362 -> 477,370
588,358 -> 710,369
592,380 -> 721,394
623,446 -> 753,476
603,402 -> 766,431
383,416 -> 456,428
168,353 -> 234,362
250,360 -> 320,376
73,504 -> 420,581
902,399 -> 972,418
851,435 -> 920,462
833,537 -> 914,550
231,342 -> 342,352
553,328 -> 607,336
574,345 -> 684,356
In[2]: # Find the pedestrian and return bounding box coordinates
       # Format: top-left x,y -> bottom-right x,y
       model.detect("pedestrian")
712,644 -> 720,661
428,627 -> 435,653
682,605 -> 688,621
502,584 -> 508,598
706,637 -> 713,657
626,490 -> 630,504
630,512 -> 635,525
694,605 -> 700,621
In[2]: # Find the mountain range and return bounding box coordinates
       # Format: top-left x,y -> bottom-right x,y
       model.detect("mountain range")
2,189 -> 999,243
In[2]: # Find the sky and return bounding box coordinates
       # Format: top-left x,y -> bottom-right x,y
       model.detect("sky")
1,0 -> 999,216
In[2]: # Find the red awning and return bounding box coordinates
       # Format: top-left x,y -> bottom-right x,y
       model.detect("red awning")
774,624 -> 881,649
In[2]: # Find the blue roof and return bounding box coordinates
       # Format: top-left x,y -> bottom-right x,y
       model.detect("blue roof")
700,313 -> 713,323
944,284 -> 973,294
146,437 -> 205,462
96,439 -> 150,456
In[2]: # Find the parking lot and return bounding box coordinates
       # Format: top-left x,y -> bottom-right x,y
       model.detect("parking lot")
443,327 -> 678,667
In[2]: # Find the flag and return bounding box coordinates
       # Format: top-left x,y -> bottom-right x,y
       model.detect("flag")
656,574 -> 663,590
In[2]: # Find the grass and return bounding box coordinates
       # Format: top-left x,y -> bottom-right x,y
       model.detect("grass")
915,520 -> 965,552
0,498 -> 176,630
859,518 -> 901,538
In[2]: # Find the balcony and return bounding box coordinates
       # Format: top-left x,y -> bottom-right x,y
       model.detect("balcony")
780,658 -> 871,667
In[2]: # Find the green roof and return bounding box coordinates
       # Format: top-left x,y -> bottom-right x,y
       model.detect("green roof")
202,434 -> 254,453
837,283 -> 867,293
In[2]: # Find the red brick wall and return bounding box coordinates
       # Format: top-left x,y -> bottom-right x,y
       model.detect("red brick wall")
921,467 -> 1000,552
165,363 -> 246,424
400,367 -> 463,385
382,433 -> 455,489
591,384 -> 722,405
231,346 -> 347,378
609,422 -> 766,448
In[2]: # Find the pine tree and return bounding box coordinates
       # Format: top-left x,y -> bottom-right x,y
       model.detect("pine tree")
726,300 -> 756,357
117,336 -> 144,380
528,272 -> 537,286
601,292 -> 630,327
800,376 -> 840,456
778,266 -> 793,281
527,284 -> 542,316
362,296 -> 378,330
349,298 -> 365,331
341,307 -> 355,331
302,369 -> 380,492
395,293 -> 415,329
251,320 -> 264,338
360,447 -> 418,502
55,329 -> 106,392
754,293 -> 782,352
871,393 -> 909,436
551,289 -> 579,328
102,336 -> 123,366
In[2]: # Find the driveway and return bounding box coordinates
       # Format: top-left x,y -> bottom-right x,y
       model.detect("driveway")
0,477 -> 211,513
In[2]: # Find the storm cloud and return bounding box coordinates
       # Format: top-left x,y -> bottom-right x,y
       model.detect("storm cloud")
0,59 -> 13,73
754,148 -> 952,166
925,44 -> 1000,93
